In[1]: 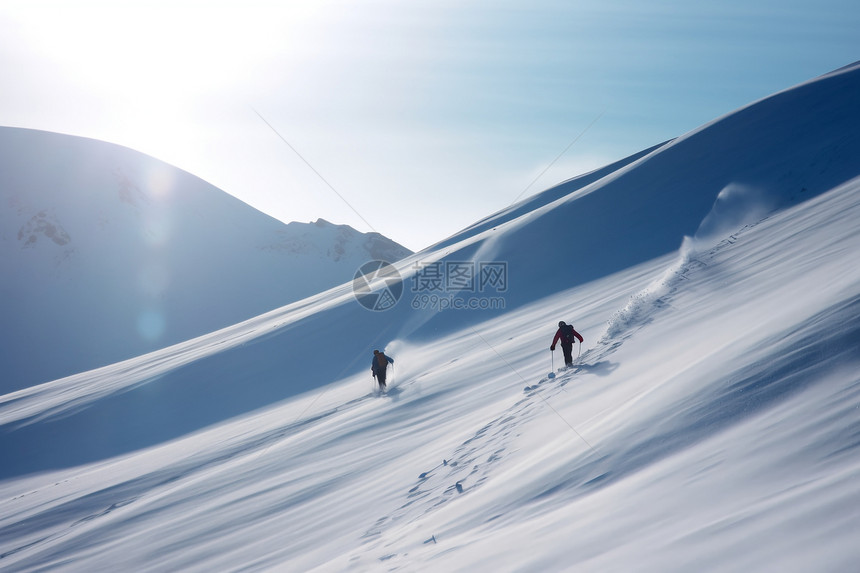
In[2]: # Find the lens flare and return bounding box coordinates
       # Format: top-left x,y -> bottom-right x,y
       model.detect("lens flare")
137,310 -> 166,342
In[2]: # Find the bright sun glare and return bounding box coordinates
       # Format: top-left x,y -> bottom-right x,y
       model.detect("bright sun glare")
11,1 -> 321,149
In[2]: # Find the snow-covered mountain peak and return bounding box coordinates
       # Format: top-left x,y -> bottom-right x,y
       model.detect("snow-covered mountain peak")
275,217 -> 411,263
0,127 -> 411,391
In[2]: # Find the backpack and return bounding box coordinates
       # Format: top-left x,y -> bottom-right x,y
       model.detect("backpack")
376,353 -> 389,370
561,324 -> 575,343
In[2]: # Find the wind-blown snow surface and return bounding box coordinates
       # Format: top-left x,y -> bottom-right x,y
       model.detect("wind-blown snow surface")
2,63 -> 860,571
0,128 -> 411,392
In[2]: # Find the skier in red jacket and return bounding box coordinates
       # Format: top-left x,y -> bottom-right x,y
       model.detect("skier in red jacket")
550,321 -> 584,368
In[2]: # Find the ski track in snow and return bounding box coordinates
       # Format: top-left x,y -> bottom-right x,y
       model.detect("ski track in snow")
355,363 -> 612,567
351,213 -> 788,567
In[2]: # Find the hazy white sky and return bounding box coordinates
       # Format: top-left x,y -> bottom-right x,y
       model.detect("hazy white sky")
1,0 -> 858,250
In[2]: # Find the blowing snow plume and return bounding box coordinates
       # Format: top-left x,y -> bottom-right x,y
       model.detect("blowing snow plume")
601,181 -> 780,343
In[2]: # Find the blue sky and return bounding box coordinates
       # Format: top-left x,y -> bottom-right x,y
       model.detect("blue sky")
1,0 -> 858,251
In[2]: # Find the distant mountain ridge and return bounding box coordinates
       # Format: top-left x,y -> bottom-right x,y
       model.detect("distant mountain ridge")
0,127 -> 411,391
274,218 -> 410,262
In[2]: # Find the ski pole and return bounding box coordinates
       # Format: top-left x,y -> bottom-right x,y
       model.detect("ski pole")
551,348 -> 555,372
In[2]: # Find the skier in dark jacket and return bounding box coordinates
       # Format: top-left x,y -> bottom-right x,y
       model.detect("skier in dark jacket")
550,321 -> 584,368
371,349 -> 394,390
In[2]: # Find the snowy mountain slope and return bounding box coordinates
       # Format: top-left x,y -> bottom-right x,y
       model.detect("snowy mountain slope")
465,62 -> 860,310
0,128 -> 411,392
2,176 -> 857,572
1,60 -> 857,479
1,62 -> 859,571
